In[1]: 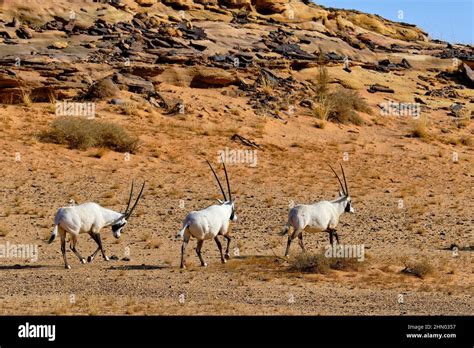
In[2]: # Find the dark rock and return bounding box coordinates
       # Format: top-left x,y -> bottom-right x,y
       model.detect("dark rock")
15,26 -> 33,39
113,73 -> 155,94
368,84 -> 395,93
6,17 -> 20,28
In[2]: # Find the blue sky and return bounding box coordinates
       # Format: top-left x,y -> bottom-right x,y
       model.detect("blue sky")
313,0 -> 473,45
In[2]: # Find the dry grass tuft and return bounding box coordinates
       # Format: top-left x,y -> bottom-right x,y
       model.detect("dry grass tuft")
289,253 -> 330,274
410,116 -> 429,139
327,88 -> 370,125
38,117 -> 139,153
402,259 -> 434,278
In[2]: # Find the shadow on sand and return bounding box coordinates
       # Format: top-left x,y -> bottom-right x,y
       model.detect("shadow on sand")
107,264 -> 170,271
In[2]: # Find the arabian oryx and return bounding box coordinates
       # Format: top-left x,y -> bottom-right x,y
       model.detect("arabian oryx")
280,164 -> 354,257
49,181 -> 145,269
176,159 -> 237,269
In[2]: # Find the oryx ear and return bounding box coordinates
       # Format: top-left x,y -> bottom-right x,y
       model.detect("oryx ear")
339,189 -> 345,197
231,197 -> 236,203
216,199 -> 224,204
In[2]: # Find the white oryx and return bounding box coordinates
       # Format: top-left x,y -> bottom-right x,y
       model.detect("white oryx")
280,164 -> 354,257
176,159 -> 237,268
49,181 -> 145,269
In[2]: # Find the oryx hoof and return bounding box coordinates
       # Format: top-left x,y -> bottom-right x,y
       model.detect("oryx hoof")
180,264 -> 186,269
201,263 -> 208,267
80,258 -> 86,264
87,256 -> 94,263
65,265 -> 71,270
221,259 -> 227,264
103,256 -> 110,261
225,254 -> 231,260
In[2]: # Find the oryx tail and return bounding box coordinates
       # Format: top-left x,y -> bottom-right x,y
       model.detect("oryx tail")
176,223 -> 189,240
279,222 -> 290,236
48,209 -> 62,244
49,225 -> 58,244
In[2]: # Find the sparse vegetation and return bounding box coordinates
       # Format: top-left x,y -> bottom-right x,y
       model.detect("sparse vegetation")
38,117 -> 139,153
327,88 -> 370,125
20,87 -> 32,107
289,253 -> 330,274
290,251 -> 366,274
120,102 -> 139,117
0,224 -> 9,237
312,65 -> 370,126
410,116 -> 429,139
402,259 -> 434,278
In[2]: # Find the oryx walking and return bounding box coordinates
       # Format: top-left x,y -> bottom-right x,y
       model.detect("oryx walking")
49,181 -> 145,269
280,164 -> 354,257
176,159 -> 237,268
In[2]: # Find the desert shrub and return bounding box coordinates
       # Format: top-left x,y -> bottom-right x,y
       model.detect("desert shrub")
329,258 -> 362,271
410,116 -> 429,139
289,253 -> 330,274
315,65 -> 330,97
327,88 -> 371,125
38,117 -> 139,153
402,259 -> 434,278
312,65 -> 370,125
460,135 -> 472,146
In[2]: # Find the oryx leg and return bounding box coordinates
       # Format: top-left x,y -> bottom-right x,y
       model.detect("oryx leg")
95,233 -> 109,261
224,235 -> 232,260
87,233 -> 101,262
214,237 -> 226,264
59,228 -> 70,269
285,229 -> 302,257
195,240 -> 207,267
70,235 -> 86,264
88,232 -> 109,262
328,229 -> 339,245
180,231 -> 190,269
298,233 -> 306,252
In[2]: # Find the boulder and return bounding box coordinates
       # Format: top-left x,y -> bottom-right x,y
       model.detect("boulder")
190,67 -> 239,88
253,0 -> 288,14
220,0 -> 251,9
50,41 -> 69,49
135,0 -> 157,6
15,25 -> 33,39
113,73 -> 155,94
162,0 -> 194,9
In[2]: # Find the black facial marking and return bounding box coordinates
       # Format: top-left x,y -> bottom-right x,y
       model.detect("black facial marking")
230,208 -> 235,221
112,222 -> 126,233
345,201 -> 351,213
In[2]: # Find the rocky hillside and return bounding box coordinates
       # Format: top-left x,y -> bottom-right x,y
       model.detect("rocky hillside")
0,0 -> 472,121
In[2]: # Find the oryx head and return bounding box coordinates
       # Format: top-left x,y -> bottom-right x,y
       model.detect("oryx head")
329,163 -> 354,214
206,157 -> 237,222
112,180 -> 146,238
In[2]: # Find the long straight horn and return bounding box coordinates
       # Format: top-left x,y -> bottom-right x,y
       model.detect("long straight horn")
206,160 -> 227,201
221,155 -> 232,202
125,181 -> 145,219
340,163 -> 349,195
328,164 -> 345,195
124,180 -> 135,214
